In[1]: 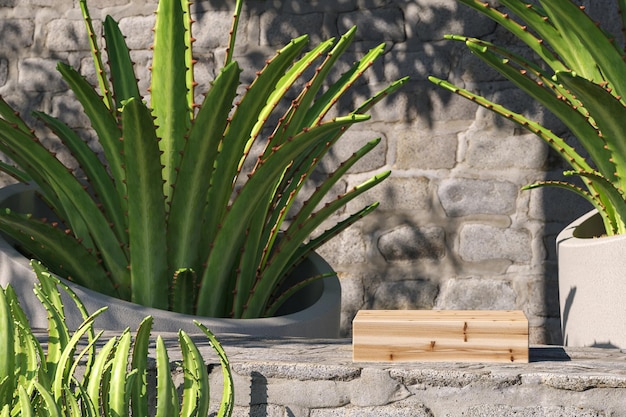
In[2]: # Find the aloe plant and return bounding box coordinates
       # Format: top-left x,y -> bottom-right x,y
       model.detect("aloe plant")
0,0 -> 406,317
0,260 -> 234,417
429,0 -> 626,236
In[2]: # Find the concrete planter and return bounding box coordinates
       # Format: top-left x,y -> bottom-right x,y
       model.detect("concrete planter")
0,184 -> 341,338
557,210 -> 626,348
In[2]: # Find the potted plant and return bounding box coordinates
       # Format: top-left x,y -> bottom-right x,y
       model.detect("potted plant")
429,0 -> 626,347
0,260 -> 234,416
0,0 -> 406,336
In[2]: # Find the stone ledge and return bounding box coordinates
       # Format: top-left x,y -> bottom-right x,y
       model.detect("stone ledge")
35,331 -> 626,416
174,335 -> 625,416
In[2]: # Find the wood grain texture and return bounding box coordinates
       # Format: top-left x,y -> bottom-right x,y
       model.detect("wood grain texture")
352,310 -> 528,363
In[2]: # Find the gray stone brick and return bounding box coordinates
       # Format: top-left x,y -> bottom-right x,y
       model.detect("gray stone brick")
18,58 -> 66,92
0,58 -> 7,87
266,379 -> 351,409
338,274 -> 365,335
377,225 -> 446,261
311,404 -> 434,417
384,44 -> 453,82
232,363 -> 360,381
87,0 -> 134,7
438,178 -> 518,217
370,279 -> 439,310
281,0 -> 357,13
458,404 -> 605,417
316,227 -> 368,266
527,274 -> 560,318
409,0 -> 497,41
368,86 -> 413,123
459,224 -> 532,263
435,277 -> 517,310
46,19 -> 90,52
396,122 -> 460,170
464,131 -> 548,170
230,404 -> 286,417
260,11 -> 325,46
319,129 -> 387,174
51,92 -> 91,129
118,16 -> 155,50
426,84 -> 481,122
26,0 -> 71,5
192,11 -> 233,50
347,176 -> 431,213
0,0 -> 15,7
349,369 -> 411,407
338,7 -> 405,42
0,20 -> 35,52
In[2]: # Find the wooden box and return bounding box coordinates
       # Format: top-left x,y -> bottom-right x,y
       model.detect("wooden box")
352,310 -> 528,363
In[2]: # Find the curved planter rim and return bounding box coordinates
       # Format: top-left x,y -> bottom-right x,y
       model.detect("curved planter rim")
0,183 -> 341,338
556,209 -> 612,248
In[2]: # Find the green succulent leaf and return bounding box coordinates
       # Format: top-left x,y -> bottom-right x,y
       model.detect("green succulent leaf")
171,269 -> 197,314
33,112 -> 127,247
155,335 -> 179,417
0,287 -> 14,407
130,316 -> 154,417
103,16 -> 142,107
197,114 -> 370,317
107,329 -> 133,417
556,72 -> 626,191
0,210 -> 116,295
151,0 -> 193,199
540,0 -> 626,90
79,0 -> 114,110
194,321 -> 234,417
57,62 -> 126,198
121,98 -> 169,309
166,61 -> 240,280
179,330 -> 211,417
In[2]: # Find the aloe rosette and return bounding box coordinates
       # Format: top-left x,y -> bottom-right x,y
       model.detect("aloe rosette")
0,261 -> 234,417
0,0 -> 407,317
429,0 -> 626,236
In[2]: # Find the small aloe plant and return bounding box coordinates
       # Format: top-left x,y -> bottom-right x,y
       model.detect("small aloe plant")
0,260 -> 234,417
0,0 -> 406,317
429,0 -> 626,236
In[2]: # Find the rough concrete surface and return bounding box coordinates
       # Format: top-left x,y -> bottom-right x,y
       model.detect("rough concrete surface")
155,335 -> 626,417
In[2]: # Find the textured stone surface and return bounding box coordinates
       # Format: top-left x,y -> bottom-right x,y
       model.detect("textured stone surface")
456,405 -> 606,417
18,58 -> 66,92
0,59 -> 7,87
378,225 -> 446,261
463,131 -> 548,170
438,178 -> 518,217
45,19 -> 90,51
370,279 -> 439,310
338,7 -> 406,42
459,224 -> 532,263
348,176 -> 432,213
87,333 -> 626,417
435,277 -> 517,310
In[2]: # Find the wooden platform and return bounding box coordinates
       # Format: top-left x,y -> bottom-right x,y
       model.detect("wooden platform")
352,310 -> 528,363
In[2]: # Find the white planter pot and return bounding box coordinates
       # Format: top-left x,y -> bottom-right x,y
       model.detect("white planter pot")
557,210 -> 626,348
0,184 -> 341,338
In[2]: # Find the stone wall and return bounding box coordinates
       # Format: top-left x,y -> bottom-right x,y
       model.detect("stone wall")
158,333 -> 626,416
0,0 -> 616,344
